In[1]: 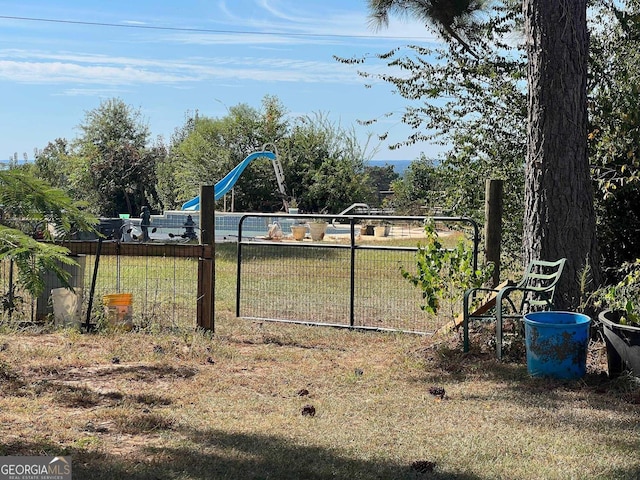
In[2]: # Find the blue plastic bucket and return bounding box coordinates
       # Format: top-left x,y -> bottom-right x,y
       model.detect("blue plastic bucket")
523,311 -> 591,379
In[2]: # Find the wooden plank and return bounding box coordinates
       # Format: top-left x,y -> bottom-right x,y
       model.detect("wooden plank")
55,241 -> 213,258
437,280 -> 515,334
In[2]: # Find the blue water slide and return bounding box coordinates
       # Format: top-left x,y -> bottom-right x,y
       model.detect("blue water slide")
181,151 -> 277,211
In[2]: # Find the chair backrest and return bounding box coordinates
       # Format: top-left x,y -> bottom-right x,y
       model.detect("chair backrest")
516,258 -> 566,310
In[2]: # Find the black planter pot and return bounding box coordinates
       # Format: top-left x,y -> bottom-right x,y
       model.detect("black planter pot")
598,309 -> 640,377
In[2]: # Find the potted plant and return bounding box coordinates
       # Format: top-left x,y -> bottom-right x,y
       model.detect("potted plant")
288,198 -> 299,214
359,221 -> 374,236
596,259 -> 640,377
308,218 -> 328,241
290,223 -> 307,241
360,220 -> 374,235
374,221 -> 391,237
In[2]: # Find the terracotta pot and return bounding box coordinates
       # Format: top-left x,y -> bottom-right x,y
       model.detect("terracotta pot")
290,225 -> 307,241
374,225 -> 390,237
308,222 -> 327,241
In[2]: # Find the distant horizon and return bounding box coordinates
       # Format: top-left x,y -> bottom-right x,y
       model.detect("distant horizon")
2,157 -> 414,175
367,159 -> 412,174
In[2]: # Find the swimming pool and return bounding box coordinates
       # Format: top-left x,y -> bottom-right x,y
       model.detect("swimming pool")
130,211 -> 350,243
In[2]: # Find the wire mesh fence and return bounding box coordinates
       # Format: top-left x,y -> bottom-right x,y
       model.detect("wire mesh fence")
84,252 -> 199,330
238,243 -> 443,333
1,214 -> 479,336
0,243 -> 200,330
0,260 -> 34,325
237,214 -> 480,335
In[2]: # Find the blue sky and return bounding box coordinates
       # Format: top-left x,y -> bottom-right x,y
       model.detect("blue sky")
0,0 -> 447,163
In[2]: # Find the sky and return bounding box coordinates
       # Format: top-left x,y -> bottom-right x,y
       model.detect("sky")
0,0 -> 448,163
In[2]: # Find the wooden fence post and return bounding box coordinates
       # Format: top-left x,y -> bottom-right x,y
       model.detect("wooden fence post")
197,185 -> 215,331
485,179 -> 503,288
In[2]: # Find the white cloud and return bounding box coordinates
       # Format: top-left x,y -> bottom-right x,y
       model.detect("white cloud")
53,87 -> 130,97
177,0 -> 440,47
0,59 -> 193,85
0,48 -> 372,86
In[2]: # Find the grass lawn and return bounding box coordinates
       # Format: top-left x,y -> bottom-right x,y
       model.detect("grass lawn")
1,314 -> 639,479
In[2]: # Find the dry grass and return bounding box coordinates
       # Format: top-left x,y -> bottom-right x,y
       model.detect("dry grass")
1,316 -> 639,480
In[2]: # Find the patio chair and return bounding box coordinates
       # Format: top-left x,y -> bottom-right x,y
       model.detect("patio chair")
462,258 -> 566,359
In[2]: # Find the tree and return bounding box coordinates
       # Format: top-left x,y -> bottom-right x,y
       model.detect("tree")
0,170 -> 96,299
365,164 -> 399,208
367,0 -> 489,58
168,97 -> 377,214
165,96 -> 290,212
156,112 -> 199,209
33,138 -> 71,190
72,98 -> 161,216
522,0 -> 599,307
388,156 -> 439,215
281,113 -> 377,213
343,2 -> 525,258
588,1 -> 640,272
363,0 -> 599,308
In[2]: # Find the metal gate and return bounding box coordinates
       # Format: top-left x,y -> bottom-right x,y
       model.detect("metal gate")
236,214 -> 479,334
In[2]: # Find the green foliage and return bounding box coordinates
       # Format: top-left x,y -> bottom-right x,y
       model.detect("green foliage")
166,99 -> 378,214
0,170 -> 95,237
588,0 -> 640,269
0,225 -> 76,296
400,221 -> 493,319
363,164 -> 399,209
0,169 -> 97,298
33,138 -> 71,190
595,259 -> 640,326
347,0 -> 640,278
156,112 -> 198,209
280,112 -> 377,213
367,0 -> 491,58
165,97 -> 289,212
388,156 -> 441,214
71,98 -> 162,216
339,3 -> 526,262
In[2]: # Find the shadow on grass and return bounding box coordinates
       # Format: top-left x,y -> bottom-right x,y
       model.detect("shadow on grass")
3,416 -> 640,480
414,333 -> 640,439
0,434 -> 485,480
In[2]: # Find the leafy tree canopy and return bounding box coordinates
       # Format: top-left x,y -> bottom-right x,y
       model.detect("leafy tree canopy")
71,98 -> 163,217
166,97 -> 378,214
0,168 -> 97,296
588,0 -> 640,270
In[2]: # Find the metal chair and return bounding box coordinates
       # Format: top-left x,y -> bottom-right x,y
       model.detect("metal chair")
462,258 -> 566,359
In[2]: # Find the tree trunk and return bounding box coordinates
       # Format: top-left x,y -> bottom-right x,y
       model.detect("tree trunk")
523,0 -> 600,309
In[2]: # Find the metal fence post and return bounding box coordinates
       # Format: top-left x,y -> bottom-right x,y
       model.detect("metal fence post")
349,217 -> 356,327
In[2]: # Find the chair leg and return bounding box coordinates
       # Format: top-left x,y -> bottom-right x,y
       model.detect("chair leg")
463,292 -> 471,353
463,313 -> 469,353
496,303 -> 503,360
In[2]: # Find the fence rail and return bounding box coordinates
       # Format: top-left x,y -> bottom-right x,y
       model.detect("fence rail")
236,214 -> 479,334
